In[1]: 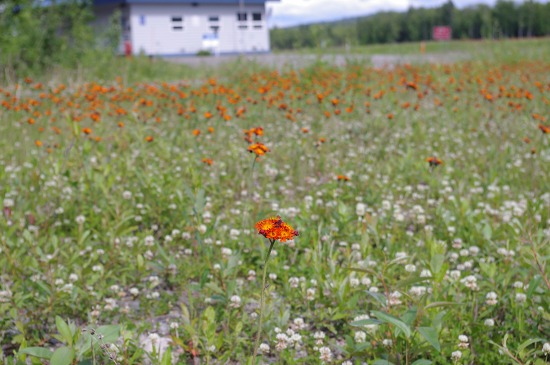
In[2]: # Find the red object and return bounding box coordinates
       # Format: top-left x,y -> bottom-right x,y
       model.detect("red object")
124,41 -> 132,57
433,26 -> 452,41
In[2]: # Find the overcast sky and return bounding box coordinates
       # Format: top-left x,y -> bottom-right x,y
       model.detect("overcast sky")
267,0 -> 542,28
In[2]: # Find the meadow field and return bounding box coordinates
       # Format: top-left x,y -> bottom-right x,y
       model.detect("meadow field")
0,39 -> 549,365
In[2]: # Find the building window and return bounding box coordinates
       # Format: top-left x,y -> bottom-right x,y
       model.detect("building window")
238,25 -> 248,30
171,16 -> 183,31
208,15 -> 219,22
210,25 -> 220,33
237,12 -> 247,21
253,25 -> 262,29
252,12 -> 262,21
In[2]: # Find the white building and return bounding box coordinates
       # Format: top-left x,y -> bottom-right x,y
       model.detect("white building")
92,0 -> 278,56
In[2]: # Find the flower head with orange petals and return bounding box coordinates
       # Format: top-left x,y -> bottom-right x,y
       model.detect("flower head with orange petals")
255,216 -> 299,243
426,156 -> 443,167
248,142 -> 269,157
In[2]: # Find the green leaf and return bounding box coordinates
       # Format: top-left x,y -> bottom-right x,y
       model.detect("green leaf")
19,347 -> 53,359
412,360 -> 432,365
482,223 -> 492,240
50,347 -> 74,365
96,325 -> 120,343
417,326 -> 440,352
425,301 -> 460,309
517,338 -> 544,357
351,318 -> 382,327
55,316 -> 73,346
160,346 -> 172,365
527,276 -> 541,297
372,310 -> 411,338
430,253 -> 445,276
400,307 -> 417,326
364,290 -> 387,307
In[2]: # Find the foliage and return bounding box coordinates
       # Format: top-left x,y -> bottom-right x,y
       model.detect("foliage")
271,0 -> 550,50
0,40 -> 549,364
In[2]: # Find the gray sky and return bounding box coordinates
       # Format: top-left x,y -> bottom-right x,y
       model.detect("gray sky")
267,0 -> 542,28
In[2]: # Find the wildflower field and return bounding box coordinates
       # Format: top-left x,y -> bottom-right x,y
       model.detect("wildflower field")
1,40 -> 549,365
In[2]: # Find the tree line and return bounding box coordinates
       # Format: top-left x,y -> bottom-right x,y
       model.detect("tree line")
270,0 -> 550,50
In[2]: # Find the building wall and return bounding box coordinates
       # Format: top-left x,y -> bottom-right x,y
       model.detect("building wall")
128,3 -> 269,56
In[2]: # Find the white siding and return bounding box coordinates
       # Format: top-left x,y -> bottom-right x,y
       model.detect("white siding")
128,3 -> 269,56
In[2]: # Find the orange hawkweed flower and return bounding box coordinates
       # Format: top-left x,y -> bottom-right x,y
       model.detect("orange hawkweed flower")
202,158 -> 213,165
337,175 -> 350,181
35,140 -> 42,147
255,216 -> 299,243
248,142 -> 269,156
145,136 -> 154,142
538,123 -> 550,134
426,156 -> 443,167
82,127 -> 92,135
193,129 -> 201,136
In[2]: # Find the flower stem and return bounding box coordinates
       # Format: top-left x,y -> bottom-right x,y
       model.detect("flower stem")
252,239 -> 275,364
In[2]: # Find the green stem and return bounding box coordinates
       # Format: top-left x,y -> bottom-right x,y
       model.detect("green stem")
252,239 -> 275,364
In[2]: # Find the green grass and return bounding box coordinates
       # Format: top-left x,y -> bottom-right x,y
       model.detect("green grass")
0,39 -> 549,365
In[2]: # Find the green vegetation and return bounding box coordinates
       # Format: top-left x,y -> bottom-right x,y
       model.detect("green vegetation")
271,0 -> 550,50
0,24 -> 549,365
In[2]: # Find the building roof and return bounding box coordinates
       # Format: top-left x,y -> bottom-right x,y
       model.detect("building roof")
94,0 -> 278,5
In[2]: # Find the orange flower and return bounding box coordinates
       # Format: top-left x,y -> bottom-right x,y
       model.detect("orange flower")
82,127 -> 92,135
35,140 -> 42,147
145,136 -> 154,142
118,122 -> 125,128
337,175 -> 350,181
538,123 -> 550,134
255,216 -> 299,242
202,158 -> 213,165
426,156 -> 443,167
248,142 -> 269,156
193,129 -> 201,136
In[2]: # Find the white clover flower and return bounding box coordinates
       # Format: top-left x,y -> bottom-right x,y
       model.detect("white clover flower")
354,331 -> 366,343
169,322 -> 179,329
269,273 -> 277,280
382,339 -> 393,346
542,342 -> 550,355
451,350 -> 462,361
461,275 -> 478,290
405,264 -> 416,272
288,277 -> 300,288
198,224 -> 207,234
409,286 -> 427,297
76,215 -> 86,224
144,235 -> 155,246
484,319 -> 495,327
293,318 -> 306,330
513,281 -> 524,289
350,278 -> 360,287
485,292 -> 498,306
230,295 -> 241,308
275,333 -> 289,351
259,343 -> 270,354
69,273 -> 78,282
122,191 -> 132,199
420,269 -> 432,278
356,202 -> 366,216
361,277 -> 372,286
319,346 -> 332,362
515,293 -> 527,304
389,291 -> 402,305
3,198 -> 14,207
458,335 -> 469,343
92,265 -> 103,272
313,331 -> 325,345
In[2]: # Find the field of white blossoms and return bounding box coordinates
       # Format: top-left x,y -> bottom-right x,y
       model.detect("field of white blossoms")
0,40 -> 549,365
